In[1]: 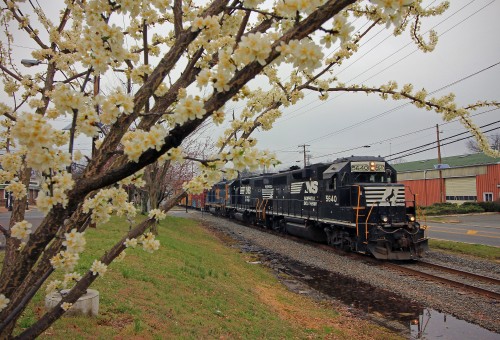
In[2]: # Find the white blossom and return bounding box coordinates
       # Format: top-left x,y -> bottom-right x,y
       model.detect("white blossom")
277,39 -> 324,72
46,280 -> 63,294
90,260 -> 107,276
148,209 -> 166,221
173,95 -> 206,124
233,32 -> 272,66
0,294 -> 9,312
10,220 -> 32,240
124,238 -> 138,248
61,302 -> 73,311
63,229 -> 86,254
139,232 -> 161,253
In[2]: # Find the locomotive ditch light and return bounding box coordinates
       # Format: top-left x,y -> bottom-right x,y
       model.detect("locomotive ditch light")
369,161 -> 376,171
407,214 -> 416,222
381,215 -> 389,223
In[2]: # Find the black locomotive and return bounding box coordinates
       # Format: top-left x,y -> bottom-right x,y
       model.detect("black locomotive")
204,156 -> 428,260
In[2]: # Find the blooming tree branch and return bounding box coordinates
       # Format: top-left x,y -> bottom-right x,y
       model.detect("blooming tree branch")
0,1 -> 497,337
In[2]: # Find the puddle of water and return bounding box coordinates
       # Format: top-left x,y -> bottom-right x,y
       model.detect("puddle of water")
410,309 -> 500,340
273,258 -> 499,339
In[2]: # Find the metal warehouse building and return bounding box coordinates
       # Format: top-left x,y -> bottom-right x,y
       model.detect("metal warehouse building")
393,153 -> 500,207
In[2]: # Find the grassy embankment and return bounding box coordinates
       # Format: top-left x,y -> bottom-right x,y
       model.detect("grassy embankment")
6,216 -> 400,339
429,239 -> 500,261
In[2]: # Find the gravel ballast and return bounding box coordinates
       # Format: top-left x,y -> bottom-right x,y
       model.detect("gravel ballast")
175,210 -> 500,335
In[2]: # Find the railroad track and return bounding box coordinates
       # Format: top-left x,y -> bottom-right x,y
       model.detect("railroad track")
202,212 -> 500,301
382,262 -> 500,301
417,261 -> 500,285
255,225 -> 500,301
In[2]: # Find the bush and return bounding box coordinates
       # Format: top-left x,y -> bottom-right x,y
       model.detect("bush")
423,202 -> 484,215
478,200 -> 500,212
460,202 -> 484,213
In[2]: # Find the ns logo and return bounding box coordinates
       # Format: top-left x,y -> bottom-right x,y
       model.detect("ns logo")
305,181 -> 318,194
291,180 -> 318,194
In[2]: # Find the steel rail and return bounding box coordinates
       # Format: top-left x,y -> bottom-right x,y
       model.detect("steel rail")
417,261 -> 500,286
383,262 -> 500,301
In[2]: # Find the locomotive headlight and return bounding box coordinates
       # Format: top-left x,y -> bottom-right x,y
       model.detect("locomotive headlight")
381,215 -> 389,223
369,161 -> 376,171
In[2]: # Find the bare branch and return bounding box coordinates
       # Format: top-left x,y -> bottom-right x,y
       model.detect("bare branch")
0,224 -> 9,237
4,2 -> 49,50
173,0 -> 182,36
0,63 -> 22,82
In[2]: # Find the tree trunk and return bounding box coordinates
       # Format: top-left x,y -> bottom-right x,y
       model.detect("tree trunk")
0,167 -> 30,294
149,191 -> 159,235
141,191 -> 148,215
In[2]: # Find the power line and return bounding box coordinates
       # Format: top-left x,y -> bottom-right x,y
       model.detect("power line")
371,107 -> 500,151
301,60 -> 500,145
229,1 -> 494,160
311,144 -> 372,160
307,107 -> 499,162
386,120 -> 500,159
341,0 -> 492,87
386,125 -> 500,162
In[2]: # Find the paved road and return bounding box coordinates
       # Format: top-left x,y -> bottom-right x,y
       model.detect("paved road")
0,209 -> 45,248
424,213 -> 500,247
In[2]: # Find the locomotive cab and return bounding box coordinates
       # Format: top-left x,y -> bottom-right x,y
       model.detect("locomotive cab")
322,157 -> 427,260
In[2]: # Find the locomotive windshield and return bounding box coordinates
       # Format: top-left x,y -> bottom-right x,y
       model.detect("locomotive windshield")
352,173 -> 385,183
348,161 -> 397,184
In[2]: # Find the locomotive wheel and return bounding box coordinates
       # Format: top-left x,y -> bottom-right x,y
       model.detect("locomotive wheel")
328,228 -> 352,251
272,218 -> 286,233
264,218 -> 273,229
278,219 -> 287,233
247,213 -> 256,225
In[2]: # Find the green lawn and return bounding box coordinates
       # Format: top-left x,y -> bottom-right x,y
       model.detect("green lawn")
10,216 -> 400,339
429,239 -> 500,261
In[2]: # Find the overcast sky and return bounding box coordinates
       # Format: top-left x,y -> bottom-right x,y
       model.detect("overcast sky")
3,0 -> 499,169
244,0 -> 500,169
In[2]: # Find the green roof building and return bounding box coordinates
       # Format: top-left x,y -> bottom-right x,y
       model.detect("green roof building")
393,153 -> 500,206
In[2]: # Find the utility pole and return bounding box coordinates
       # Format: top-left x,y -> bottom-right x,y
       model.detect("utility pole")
436,124 -> 444,203
91,75 -> 100,157
6,126 -> 10,153
298,144 -> 310,168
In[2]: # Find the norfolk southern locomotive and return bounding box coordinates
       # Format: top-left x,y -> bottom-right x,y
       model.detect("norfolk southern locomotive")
204,156 -> 428,260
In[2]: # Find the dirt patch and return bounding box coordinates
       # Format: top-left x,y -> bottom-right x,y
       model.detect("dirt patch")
97,313 -> 134,328
254,284 -> 333,330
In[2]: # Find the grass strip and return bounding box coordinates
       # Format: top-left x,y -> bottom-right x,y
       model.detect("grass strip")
11,215 -> 400,339
429,239 -> 500,261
